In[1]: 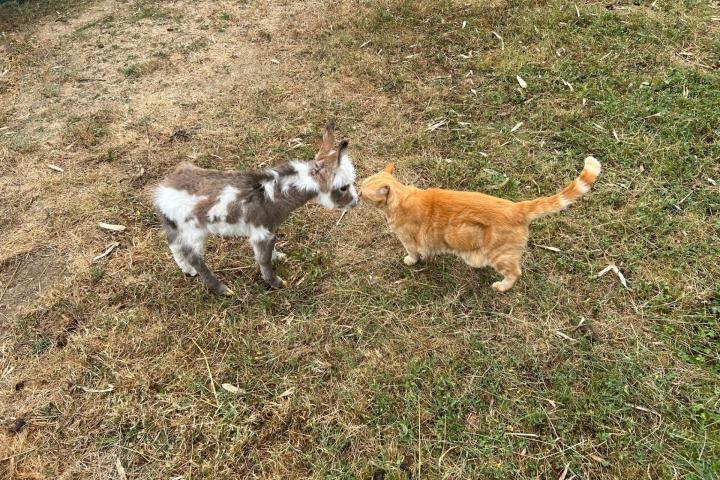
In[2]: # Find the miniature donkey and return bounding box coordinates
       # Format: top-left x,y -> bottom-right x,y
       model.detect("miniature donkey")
153,123 -> 357,295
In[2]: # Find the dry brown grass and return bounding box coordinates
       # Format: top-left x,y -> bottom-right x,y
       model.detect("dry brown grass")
1,0 -> 719,478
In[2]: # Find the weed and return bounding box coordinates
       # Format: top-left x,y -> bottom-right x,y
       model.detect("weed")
123,64 -> 140,78
90,265 -> 105,283
64,108 -> 114,148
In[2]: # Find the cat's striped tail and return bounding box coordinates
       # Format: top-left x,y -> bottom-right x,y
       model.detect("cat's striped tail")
516,156 -> 601,222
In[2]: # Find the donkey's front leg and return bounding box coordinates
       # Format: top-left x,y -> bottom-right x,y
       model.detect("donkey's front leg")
251,235 -> 286,289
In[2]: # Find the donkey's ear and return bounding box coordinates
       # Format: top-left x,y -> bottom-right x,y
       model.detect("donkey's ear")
336,139 -> 349,166
315,122 -> 337,163
383,162 -> 395,174
321,121 -> 336,151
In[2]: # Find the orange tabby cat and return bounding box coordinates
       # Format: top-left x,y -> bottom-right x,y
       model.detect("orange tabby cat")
359,157 -> 601,292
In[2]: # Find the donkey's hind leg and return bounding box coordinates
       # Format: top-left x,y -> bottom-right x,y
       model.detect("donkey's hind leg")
158,213 -> 197,276
181,244 -> 232,296
172,220 -> 230,296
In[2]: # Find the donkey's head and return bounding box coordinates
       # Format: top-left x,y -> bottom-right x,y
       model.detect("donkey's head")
308,122 -> 358,210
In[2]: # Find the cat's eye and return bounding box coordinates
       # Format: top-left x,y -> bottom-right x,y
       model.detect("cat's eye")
339,185 -> 349,192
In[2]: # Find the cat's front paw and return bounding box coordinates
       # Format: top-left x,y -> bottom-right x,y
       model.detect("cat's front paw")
267,276 -> 288,289
491,281 -> 512,293
403,255 -> 419,266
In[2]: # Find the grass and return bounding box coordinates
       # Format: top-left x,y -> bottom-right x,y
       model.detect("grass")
0,0 -> 719,478
0,0 -> 88,30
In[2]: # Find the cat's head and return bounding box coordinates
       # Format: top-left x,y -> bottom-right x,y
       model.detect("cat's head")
309,122 -> 358,210
359,162 -> 400,208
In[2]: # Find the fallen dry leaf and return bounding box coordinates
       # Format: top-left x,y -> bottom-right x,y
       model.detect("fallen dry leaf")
506,432 -> 539,438
633,404 -> 662,417
491,31 -> 504,50
516,75 -> 528,89
555,331 -> 577,342
80,384 -> 114,393
115,458 -> 127,480
487,177 -> 509,190
278,387 -> 295,398
510,121 -> 524,133
336,209 -> 347,226
537,245 -> 562,253
93,242 -> 119,262
221,383 -> 244,394
98,222 -> 126,232
426,119 -> 447,132
47,164 -> 64,172
597,263 -> 629,289
558,464 -> 570,480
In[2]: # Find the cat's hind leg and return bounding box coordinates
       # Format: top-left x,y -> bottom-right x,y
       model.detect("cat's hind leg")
490,254 -> 522,293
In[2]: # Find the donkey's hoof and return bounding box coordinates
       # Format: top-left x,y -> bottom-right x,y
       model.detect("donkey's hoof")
180,265 -> 198,276
271,250 -> 287,263
268,276 -> 287,289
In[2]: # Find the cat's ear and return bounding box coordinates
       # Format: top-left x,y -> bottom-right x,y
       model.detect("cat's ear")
373,185 -> 391,207
359,182 -> 390,206
383,162 -> 395,174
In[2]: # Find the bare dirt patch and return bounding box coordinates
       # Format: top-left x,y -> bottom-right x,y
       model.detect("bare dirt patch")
0,248 -> 68,320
